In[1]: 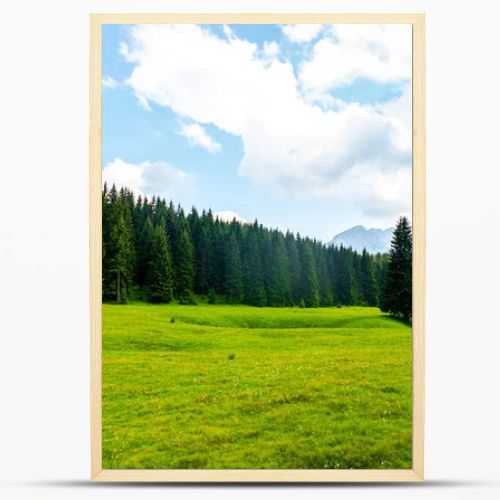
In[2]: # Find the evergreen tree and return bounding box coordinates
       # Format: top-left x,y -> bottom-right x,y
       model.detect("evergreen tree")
242,226 -> 266,306
315,245 -> 333,306
176,225 -> 196,304
209,218 -> 226,294
333,246 -> 353,306
102,185 -> 135,302
266,232 -> 291,306
189,208 -> 211,294
285,232 -> 301,305
360,249 -> 377,306
380,217 -> 412,320
146,225 -> 174,303
135,216 -> 154,286
300,242 -> 320,307
224,233 -> 243,304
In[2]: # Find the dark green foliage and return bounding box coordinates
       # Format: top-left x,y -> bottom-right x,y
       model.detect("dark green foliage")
314,245 -> 334,306
207,288 -> 217,304
146,226 -> 174,303
360,249 -> 378,306
135,216 -> 154,286
300,242 -> 320,307
241,225 -> 266,306
380,217 -> 412,321
102,186 -> 395,307
102,185 -> 135,302
224,233 -> 243,304
176,225 -> 196,304
285,231 -> 301,305
332,246 -> 353,306
265,231 -> 292,306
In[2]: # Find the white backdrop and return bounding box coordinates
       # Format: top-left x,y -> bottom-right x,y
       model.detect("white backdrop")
1,1 -> 499,499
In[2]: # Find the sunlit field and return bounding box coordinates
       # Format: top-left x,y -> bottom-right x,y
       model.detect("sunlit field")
102,303 -> 412,469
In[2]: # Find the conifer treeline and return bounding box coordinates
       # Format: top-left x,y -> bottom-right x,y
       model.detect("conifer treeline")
102,184 -> 389,307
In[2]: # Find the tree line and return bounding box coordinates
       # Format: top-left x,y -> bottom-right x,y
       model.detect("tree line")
102,184 -> 411,316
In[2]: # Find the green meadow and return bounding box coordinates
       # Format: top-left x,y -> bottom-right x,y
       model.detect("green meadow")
102,303 -> 412,469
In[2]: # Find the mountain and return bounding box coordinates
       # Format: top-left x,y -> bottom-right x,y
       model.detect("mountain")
329,225 -> 393,254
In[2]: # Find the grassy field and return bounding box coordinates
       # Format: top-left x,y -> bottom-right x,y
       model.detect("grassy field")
102,303 -> 412,469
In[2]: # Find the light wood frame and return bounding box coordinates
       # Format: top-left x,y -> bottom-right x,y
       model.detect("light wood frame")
90,13 -> 425,483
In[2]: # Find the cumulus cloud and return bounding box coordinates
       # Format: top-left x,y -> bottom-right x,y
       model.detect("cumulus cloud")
178,122 -> 221,153
336,162 -> 411,219
282,24 -> 323,43
102,157 -> 194,201
262,40 -> 280,58
299,24 -> 412,91
119,24 -> 411,216
214,210 -> 247,224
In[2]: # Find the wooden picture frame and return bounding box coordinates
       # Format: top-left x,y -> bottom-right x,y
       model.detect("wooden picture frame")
90,13 -> 425,482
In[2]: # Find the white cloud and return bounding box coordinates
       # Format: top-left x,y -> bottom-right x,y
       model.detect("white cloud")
336,162 -> 412,223
120,24 -> 411,217
282,24 -> 323,43
299,24 -> 412,91
178,123 -> 221,153
262,40 -> 280,58
102,76 -> 119,89
102,157 -> 194,201
214,210 -> 247,224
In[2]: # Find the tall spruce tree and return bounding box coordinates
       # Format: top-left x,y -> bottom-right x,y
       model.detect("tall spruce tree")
300,242 -> 320,307
380,217 -> 412,320
285,231 -> 301,305
315,245 -> 333,306
146,225 -> 174,303
102,185 -> 135,302
135,216 -> 154,286
224,233 -> 243,304
242,226 -> 266,306
360,249 -> 377,306
266,232 -> 291,306
176,225 -> 195,304
333,246 -> 353,306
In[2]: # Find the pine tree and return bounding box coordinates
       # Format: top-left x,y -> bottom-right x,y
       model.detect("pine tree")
380,217 -> 412,320
176,225 -> 196,304
333,246 -> 353,306
265,232 -> 291,306
146,225 -> 174,303
102,185 -> 135,302
360,249 -> 377,306
285,232 -> 301,305
224,233 -> 243,304
241,226 -> 266,306
189,208 -> 211,294
315,245 -> 333,306
300,241 -> 320,307
135,216 -> 154,286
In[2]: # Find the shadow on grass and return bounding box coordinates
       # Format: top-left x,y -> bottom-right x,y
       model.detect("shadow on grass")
380,313 -> 412,328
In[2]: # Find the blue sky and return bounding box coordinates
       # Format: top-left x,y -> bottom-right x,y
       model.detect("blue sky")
102,23 -> 412,241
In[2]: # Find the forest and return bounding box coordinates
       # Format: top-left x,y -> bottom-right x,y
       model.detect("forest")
102,184 -> 412,316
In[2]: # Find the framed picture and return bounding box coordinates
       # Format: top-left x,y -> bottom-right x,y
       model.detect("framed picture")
90,13 -> 425,482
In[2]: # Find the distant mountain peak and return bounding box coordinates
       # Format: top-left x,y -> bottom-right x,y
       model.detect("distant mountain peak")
329,225 -> 393,254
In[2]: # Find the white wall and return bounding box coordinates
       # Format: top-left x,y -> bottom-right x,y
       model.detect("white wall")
1,1 -> 499,499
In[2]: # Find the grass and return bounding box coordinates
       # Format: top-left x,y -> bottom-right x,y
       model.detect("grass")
102,303 -> 412,469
